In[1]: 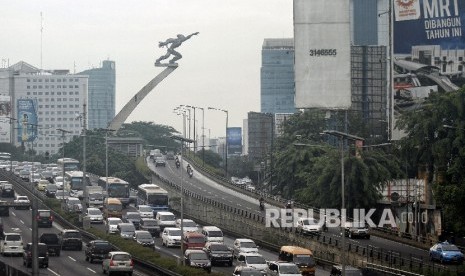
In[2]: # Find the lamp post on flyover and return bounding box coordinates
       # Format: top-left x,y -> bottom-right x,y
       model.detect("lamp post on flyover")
57,128 -> 71,202
323,130 -> 364,276
171,134 -> 194,265
100,128 -> 116,198
208,107 -> 229,178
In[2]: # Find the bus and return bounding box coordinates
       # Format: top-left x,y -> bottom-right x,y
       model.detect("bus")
57,158 -> 80,172
64,171 -> 90,199
98,177 -> 130,208
137,184 -> 169,214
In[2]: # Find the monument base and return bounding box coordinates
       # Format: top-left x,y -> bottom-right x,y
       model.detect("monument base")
155,62 -> 178,67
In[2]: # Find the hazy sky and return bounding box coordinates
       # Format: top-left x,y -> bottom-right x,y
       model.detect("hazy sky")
2,1 -> 294,138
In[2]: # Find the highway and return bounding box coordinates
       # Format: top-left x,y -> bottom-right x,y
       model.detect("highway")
150,157 -> 434,263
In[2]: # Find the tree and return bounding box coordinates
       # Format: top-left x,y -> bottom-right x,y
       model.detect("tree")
396,89 -> 465,235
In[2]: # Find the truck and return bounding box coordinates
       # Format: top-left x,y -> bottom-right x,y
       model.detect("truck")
39,233 -> 61,256
84,186 -> 104,208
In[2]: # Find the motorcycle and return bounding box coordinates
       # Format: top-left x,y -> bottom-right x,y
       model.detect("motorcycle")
175,160 -> 180,169
259,201 -> 265,211
187,166 -> 193,178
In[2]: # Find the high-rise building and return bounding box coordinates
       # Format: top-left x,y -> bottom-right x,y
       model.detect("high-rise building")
247,112 -> 274,163
0,61 -> 88,155
260,39 -> 296,114
352,0 -> 379,45
78,60 -> 115,129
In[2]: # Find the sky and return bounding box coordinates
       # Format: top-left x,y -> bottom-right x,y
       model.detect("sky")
2,1 -> 294,138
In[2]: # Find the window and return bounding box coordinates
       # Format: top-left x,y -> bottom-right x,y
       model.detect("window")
57,85 -> 61,88
57,79 -> 61,82
33,92 -> 37,95
45,92 -> 49,95
57,98 -> 62,102
38,99 -> 43,102
45,79 -> 49,82
57,92 -> 61,95
33,85 -> 37,89
51,79 -> 55,82
38,79 -> 42,82
75,98 -> 79,102
38,85 -> 42,89
33,79 -> 37,82
27,79 -> 30,82
38,92 -> 42,95
27,86 -> 30,89
69,92 -> 73,95
51,92 -> 54,95
63,85 -> 67,88
74,85 -> 79,88
63,92 -> 67,95
27,92 -> 30,95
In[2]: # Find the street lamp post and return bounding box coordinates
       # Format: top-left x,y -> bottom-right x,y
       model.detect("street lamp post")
102,129 -> 116,198
323,130 -> 364,276
171,133 -> 194,264
208,107 -> 229,178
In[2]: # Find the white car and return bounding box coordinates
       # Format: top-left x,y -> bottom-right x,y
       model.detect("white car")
237,252 -> 267,272
13,195 -> 30,210
296,218 -> 324,235
86,207 -> 104,223
266,261 -> 302,276
175,219 -> 199,233
0,233 -> 23,256
233,238 -> 259,258
161,227 -> 182,247
137,205 -> 154,218
106,217 -> 123,234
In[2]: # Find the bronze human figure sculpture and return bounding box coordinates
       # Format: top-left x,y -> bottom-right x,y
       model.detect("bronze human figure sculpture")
155,32 -> 199,66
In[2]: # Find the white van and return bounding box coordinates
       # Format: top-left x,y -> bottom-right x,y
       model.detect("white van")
201,226 -> 224,243
155,211 -> 176,230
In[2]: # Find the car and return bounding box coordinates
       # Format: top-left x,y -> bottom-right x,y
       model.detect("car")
237,252 -> 267,272
45,184 -> 58,197
161,227 -> 182,247
265,261 -> 302,276
429,241 -> 464,264
102,251 -> 134,276
86,207 -> 104,223
155,157 -> 166,167
155,211 -> 176,230
118,223 -> 136,240
183,231 -> 206,251
85,240 -> 113,263
59,229 -> 83,250
30,172 -> 41,184
330,264 -> 363,276
106,217 -> 123,234
233,238 -> 259,258
137,205 -> 154,218
139,218 -> 161,237
1,183 -> 14,197
232,265 -> 265,275
40,171 -> 53,182
55,189 -> 70,201
37,179 -> 49,191
203,242 -> 233,266
184,249 -> 212,273
122,212 -> 141,229
201,226 -> 224,243
19,169 -> 30,181
65,197 -> 83,213
343,221 -> 370,239
297,217 -> 324,235
23,243 -> 49,268
1,232 -> 23,256
176,219 -> 199,233
37,209 -> 54,228
13,195 -> 30,210
133,230 -> 155,247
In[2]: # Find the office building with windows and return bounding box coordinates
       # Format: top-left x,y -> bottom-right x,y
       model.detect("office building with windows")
0,61 -> 88,155
260,39 -> 296,114
78,60 -> 115,129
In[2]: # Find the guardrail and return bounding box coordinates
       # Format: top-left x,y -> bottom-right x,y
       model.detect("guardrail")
182,155 -> 440,250
149,162 -> 461,276
0,170 -> 181,276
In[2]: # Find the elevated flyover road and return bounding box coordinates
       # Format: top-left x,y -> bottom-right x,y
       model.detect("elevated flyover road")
149,156 -> 435,266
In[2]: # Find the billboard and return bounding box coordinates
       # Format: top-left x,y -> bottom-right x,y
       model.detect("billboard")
227,127 -> 242,155
392,0 -> 465,139
293,0 -> 351,109
17,99 -> 38,143
0,95 -> 11,143
394,0 -> 465,54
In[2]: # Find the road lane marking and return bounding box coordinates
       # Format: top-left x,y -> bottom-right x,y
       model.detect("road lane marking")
86,267 -> 97,273
68,256 -> 76,261
12,212 -> 16,216
47,268 -> 61,276
29,228 -> 32,231
19,220 -> 24,224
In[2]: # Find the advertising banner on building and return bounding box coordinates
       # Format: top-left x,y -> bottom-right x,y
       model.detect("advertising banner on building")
392,0 -> 464,139
293,0 -> 351,109
394,0 -> 464,54
0,95 -> 11,143
227,127 -> 242,155
17,99 -> 38,143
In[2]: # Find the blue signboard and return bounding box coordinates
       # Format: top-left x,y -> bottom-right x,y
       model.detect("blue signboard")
17,99 -> 38,142
394,0 -> 465,54
227,127 -> 242,155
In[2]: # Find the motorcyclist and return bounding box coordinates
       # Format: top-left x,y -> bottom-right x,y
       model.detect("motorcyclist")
187,164 -> 191,172
259,197 -> 265,210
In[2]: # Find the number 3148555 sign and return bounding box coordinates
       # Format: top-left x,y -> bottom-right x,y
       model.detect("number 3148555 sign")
309,49 -> 337,57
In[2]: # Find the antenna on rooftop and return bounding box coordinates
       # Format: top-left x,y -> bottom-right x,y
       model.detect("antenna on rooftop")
40,12 -> 44,71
